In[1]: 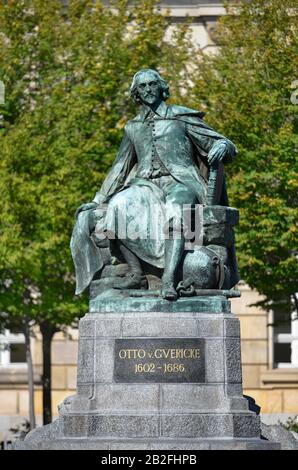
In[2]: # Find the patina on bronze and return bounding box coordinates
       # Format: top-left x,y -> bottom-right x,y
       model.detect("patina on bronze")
71,69 -> 239,300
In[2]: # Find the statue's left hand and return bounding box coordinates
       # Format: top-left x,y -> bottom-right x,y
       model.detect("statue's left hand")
207,141 -> 227,166
75,202 -> 97,219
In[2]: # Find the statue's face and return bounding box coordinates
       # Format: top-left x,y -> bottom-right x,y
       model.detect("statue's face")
136,71 -> 162,106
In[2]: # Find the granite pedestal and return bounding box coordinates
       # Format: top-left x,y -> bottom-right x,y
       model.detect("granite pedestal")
18,295 -> 280,449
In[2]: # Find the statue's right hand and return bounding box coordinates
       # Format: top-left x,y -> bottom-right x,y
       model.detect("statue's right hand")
75,202 -> 97,219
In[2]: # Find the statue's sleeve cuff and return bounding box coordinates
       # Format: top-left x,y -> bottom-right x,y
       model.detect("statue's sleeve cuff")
215,138 -> 237,163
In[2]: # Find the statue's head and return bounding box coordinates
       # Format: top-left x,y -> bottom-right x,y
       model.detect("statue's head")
130,69 -> 170,105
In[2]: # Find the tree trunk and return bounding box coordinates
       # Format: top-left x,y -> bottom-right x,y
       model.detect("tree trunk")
23,317 -> 36,430
40,321 -> 57,425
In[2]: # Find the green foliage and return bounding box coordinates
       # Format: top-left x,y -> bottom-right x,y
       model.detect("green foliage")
189,0 -> 298,311
9,419 -> 31,440
282,415 -> 298,433
284,416 -> 298,432
1,0 -> 296,321
0,0 -> 194,327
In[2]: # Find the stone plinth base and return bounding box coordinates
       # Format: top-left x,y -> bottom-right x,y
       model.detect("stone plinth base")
17,296 -> 280,450
15,424 -> 279,450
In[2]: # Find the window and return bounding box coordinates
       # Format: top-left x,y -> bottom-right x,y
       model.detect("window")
270,309 -> 298,369
0,329 -> 27,366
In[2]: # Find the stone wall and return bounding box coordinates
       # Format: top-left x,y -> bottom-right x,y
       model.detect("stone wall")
231,283 -> 298,418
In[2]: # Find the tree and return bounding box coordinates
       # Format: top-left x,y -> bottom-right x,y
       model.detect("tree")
189,0 -> 298,312
0,291 -> 37,430
0,0 -> 195,424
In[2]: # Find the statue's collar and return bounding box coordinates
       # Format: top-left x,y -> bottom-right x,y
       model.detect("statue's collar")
140,101 -> 168,122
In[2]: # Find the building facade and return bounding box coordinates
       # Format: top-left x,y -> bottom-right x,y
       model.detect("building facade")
1,1 -> 297,444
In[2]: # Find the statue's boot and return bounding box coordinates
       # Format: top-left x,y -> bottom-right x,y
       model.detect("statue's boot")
115,243 -> 147,289
161,237 -> 185,300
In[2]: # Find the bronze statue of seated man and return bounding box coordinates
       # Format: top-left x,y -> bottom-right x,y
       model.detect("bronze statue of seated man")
71,69 -> 239,300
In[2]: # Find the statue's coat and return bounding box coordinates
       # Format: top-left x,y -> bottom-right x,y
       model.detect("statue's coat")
71,103 -> 238,294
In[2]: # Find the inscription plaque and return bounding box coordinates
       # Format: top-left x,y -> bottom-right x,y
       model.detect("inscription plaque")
114,338 -> 205,383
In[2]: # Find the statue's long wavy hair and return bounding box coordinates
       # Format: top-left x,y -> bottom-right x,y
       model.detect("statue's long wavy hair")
130,69 -> 170,104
